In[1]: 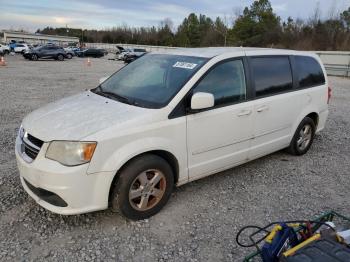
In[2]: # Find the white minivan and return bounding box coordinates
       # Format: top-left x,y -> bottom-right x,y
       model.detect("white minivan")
16,47 -> 330,220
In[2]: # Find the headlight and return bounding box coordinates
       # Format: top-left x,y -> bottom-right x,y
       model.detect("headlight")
46,141 -> 97,166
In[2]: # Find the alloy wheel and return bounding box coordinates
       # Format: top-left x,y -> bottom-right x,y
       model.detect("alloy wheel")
128,169 -> 166,211
297,124 -> 312,151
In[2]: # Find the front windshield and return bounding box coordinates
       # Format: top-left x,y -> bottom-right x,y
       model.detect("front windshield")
97,54 -> 208,108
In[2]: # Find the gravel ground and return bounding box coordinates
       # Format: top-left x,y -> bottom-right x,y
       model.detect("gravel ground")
0,54 -> 349,261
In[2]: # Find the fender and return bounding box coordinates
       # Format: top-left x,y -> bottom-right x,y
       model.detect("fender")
87,136 -> 188,185
291,105 -> 319,140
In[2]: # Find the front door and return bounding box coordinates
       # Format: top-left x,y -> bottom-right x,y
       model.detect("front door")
186,58 -> 254,180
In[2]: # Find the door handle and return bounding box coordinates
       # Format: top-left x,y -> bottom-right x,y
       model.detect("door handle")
257,105 -> 269,112
237,109 -> 252,117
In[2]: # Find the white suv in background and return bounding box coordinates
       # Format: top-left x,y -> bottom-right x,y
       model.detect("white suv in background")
14,43 -> 29,53
16,47 -> 329,220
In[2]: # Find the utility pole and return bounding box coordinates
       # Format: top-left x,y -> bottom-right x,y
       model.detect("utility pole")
81,28 -> 84,47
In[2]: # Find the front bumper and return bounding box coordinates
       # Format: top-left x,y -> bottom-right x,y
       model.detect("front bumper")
23,53 -> 32,59
15,136 -> 115,215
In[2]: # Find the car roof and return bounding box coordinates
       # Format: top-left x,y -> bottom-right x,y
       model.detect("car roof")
152,47 -> 315,58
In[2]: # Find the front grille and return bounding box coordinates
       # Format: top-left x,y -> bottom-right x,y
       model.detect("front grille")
27,134 -> 44,148
21,132 -> 43,161
24,143 -> 39,159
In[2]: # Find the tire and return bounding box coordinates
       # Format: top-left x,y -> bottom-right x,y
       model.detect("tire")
110,154 -> 174,220
4,50 -> 9,55
57,54 -> 64,61
31,54 -> 38,61
66,53 -> 72,59
287,117 -> 316,156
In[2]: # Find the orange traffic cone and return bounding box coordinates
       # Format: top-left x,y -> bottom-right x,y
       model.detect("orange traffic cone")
0,56 -> 6,66
85,57 -> 91,67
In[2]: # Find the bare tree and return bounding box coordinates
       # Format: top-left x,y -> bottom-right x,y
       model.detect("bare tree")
310,1 -> 321,25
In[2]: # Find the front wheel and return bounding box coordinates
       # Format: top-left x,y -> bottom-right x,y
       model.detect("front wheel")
66,53 -> 72,59
110,154 -> 174,220
57,54 -> 64,61
287,117 -> 316,156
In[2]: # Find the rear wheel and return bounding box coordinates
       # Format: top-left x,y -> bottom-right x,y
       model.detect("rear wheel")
66,53 -> 72,59
287,117 -> 316,156
31,54 -> 38,61
57,54 -> 64,61
110,154 -> 174,220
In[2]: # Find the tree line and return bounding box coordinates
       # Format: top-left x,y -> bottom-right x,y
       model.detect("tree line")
36,0 -> 350,51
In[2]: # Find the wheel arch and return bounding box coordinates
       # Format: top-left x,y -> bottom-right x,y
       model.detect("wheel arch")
107,150 -> 179,205
305,112 -> 319,128
290,109 -> 320,146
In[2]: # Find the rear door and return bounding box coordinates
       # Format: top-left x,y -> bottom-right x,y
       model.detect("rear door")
248,55 -> 301,158
84,49 -> 92,56
186,57 -> 254,180
40,47 -> 53,58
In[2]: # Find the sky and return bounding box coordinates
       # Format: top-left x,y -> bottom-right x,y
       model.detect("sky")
0,0 -> 350,32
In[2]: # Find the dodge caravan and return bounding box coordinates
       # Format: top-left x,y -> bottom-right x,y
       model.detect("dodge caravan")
15,47 -> 329,220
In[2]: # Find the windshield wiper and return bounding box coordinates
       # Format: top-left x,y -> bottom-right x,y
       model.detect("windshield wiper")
92,85 -> 137,106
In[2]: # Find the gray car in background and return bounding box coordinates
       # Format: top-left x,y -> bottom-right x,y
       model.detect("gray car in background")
23,45 -> 67,61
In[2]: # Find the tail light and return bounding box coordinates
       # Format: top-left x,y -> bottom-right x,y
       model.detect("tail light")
327,86 -> 332,104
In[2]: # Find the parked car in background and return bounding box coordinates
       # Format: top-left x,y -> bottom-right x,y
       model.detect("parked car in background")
14,44 -> 30,53
116,45 -> 125,54
23,45 -> 66,61
15,48 -> 329,220
118,48 -> 146,62
0,44 -> 10,54
64,48 -> 75,59
124,48 -> 147,63
71,47 -> 81,55
117,48 -> 132,60
76,48 -> 105,58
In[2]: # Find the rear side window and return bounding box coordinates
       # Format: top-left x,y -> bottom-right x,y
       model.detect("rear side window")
295,56 -> 325,88
251,57 -> 293,97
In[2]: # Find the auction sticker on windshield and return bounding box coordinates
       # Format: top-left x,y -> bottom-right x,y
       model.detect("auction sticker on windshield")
173,62 -> 198,69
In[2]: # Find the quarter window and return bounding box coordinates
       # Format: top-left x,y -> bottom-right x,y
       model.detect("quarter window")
193,60 -> 247,107
295,56 -> 325,88
251,57 -> 293,97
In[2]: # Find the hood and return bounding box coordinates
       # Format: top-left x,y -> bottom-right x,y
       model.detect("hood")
22,92 -> 151,141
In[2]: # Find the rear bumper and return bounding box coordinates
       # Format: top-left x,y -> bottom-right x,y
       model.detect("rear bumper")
15,136 -> 115,215
316,109 -> 329,133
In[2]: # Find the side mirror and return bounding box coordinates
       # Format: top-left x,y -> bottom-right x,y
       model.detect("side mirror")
99,76 -> 108,84
191,92 -> 215,110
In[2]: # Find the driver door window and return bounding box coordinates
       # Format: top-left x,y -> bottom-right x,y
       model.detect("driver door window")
193,60 -> 247,107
